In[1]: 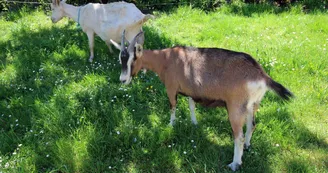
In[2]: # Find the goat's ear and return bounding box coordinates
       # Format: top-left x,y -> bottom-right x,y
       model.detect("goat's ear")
135,43 -> 143,58
110,39 -> 121,50
136,30 -> 145,45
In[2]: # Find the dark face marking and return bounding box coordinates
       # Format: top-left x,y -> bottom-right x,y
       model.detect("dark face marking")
252,115 -> 256,128
120,48 -> 130,73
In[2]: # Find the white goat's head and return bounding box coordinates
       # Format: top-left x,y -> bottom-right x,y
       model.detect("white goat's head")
51,0 -> 66,23
110,30 -> 144,85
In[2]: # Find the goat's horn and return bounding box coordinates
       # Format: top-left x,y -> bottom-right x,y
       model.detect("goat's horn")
128,31 -> 144,51
121,30 -> 126,50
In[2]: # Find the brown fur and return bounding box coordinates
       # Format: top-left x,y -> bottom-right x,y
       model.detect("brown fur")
133,46 -> 266,106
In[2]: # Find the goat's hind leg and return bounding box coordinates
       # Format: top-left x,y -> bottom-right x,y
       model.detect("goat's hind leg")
87,31 -> 95,62
244,102 -> 259,151
227,104 -> 247,171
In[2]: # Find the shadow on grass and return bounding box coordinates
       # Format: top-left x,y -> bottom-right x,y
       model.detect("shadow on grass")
0,16 -> 327,173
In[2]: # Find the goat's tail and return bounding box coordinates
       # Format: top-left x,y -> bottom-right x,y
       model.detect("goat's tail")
266,77 -> 294,101
136,14 -> 154,25
144,14 -> 155,21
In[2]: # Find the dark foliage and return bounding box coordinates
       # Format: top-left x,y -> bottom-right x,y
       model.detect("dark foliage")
1,0 -> 327,13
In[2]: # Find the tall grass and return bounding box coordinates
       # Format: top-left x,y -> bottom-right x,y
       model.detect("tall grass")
0,6 -> 327,173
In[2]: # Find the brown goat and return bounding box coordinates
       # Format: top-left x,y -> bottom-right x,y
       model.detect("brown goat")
110,31 -> 293,171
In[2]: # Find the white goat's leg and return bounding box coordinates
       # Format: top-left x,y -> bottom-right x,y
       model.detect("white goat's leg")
227,105 -> 246,171
106,41 -> 114,54
86,31 -> 95,62
188,97 -> 198,125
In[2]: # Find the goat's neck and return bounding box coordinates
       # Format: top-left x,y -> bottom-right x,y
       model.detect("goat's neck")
62,3 -> 80,22
142,50 -> 166,75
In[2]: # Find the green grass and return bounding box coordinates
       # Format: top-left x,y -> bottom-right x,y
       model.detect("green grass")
0,5 -> 327,173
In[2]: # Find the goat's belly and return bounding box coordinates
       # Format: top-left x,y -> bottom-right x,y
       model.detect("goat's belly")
193,97 -> 227,108
178,92 -> 226,108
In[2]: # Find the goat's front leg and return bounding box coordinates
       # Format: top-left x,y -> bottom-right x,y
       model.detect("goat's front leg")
105,41 -> 114,54
167,92 -> 177,126
188,97 -> 198,125
86,31 -> 94,62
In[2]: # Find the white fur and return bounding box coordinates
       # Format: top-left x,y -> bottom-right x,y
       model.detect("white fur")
188,97 -> 198,125
228,133 -> 244,171
51,0 -> 153,62
247,80 -> 267,108
244,80 -> 267,148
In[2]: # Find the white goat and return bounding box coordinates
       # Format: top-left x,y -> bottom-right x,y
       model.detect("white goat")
110,31 -> 293,171
50,0 -> 153,62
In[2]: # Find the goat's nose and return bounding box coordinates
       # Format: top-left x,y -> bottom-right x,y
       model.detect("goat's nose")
121,79 -> 126,84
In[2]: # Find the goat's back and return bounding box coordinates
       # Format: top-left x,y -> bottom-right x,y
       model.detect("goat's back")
82,2 -> 146,42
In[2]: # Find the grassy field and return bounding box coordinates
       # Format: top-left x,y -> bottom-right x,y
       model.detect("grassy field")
0,4 -> 327,173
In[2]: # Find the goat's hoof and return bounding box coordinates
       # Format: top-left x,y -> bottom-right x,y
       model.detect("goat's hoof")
89,56 -> 94,63
244,144 -> 251,152
191,119 -> 198,125
168,121 -> 175,126
227,162 -> 241,171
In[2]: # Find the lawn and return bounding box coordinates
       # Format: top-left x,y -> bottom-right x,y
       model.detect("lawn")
0,4 -> 327,173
